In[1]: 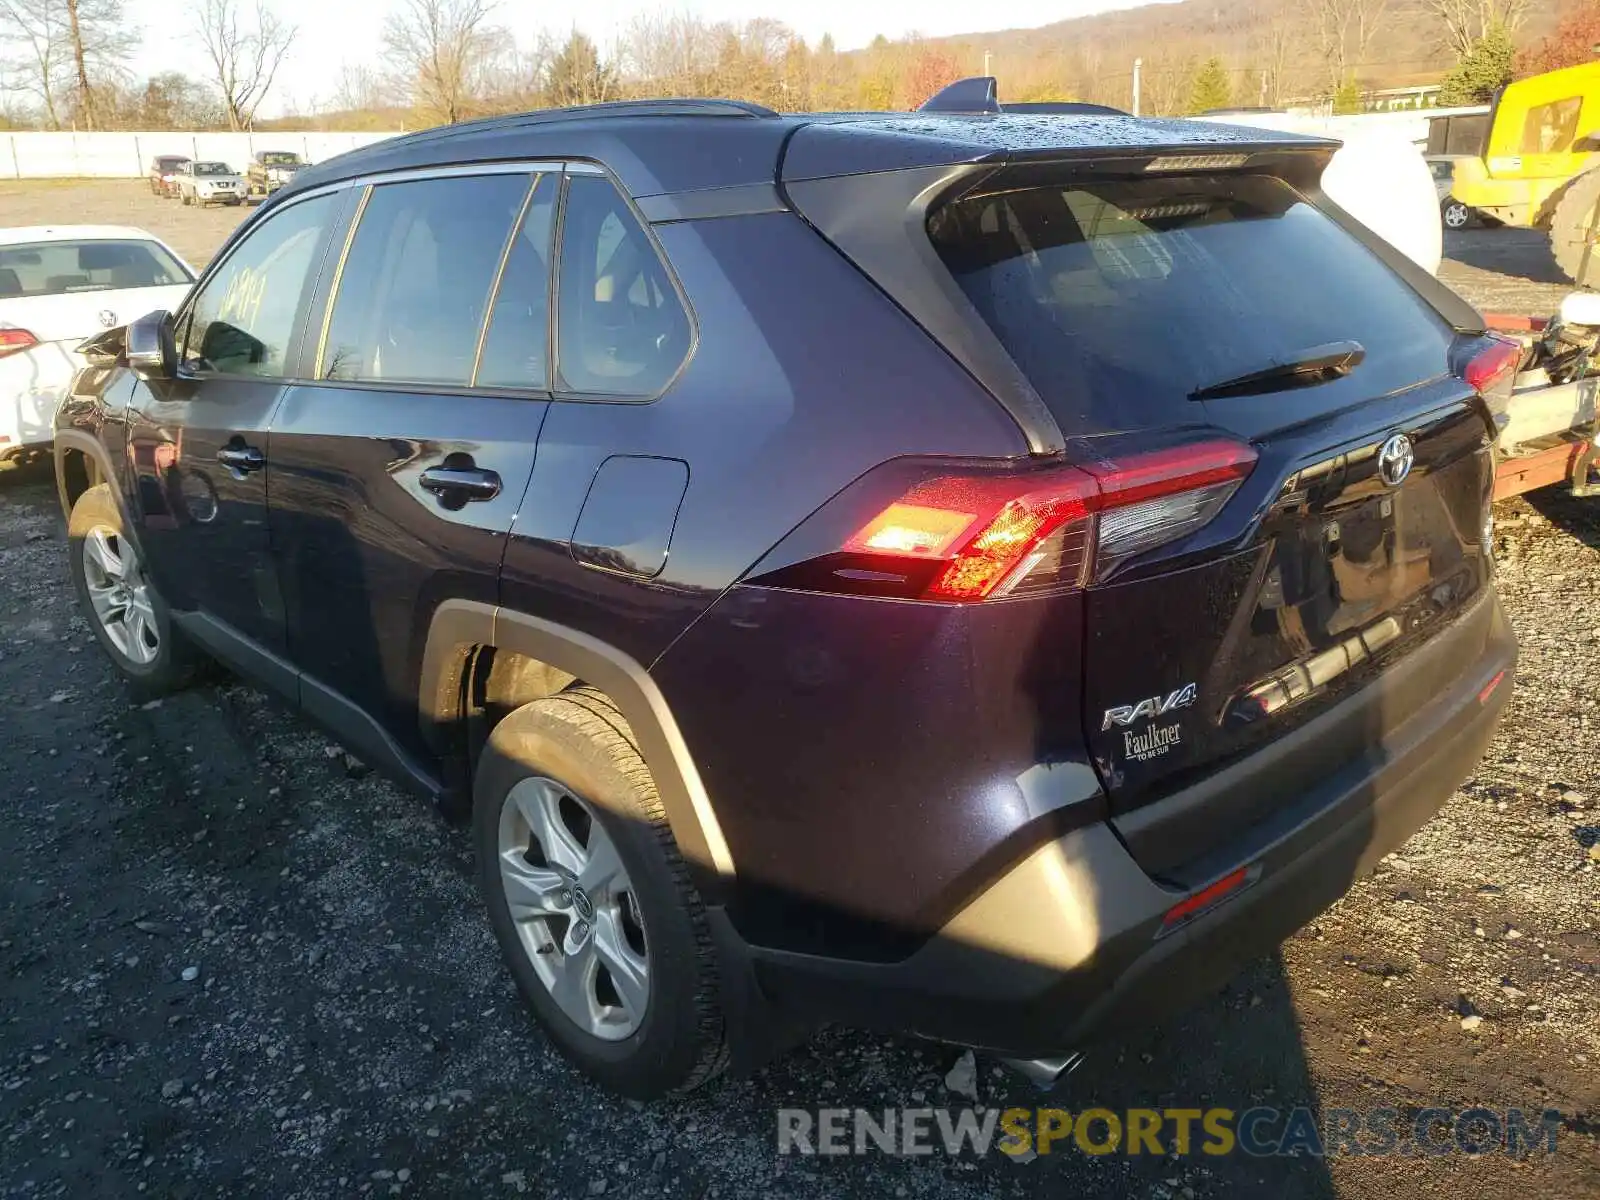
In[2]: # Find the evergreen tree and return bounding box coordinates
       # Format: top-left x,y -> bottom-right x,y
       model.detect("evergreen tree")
1186,57 -> 1231,114
1332,77 -> 1363,115
1438,24 -> 1516,107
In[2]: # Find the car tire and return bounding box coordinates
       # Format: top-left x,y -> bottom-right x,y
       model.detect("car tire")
181,192 -> 190,206
68,484 -> 202,698
473,686 -> 729,1099
1442,199 -> 1472,230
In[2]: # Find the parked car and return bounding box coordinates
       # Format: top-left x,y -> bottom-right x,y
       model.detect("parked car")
1429,153 -> 1476,229
147,155 -> 191,198
0,226 -> 191,464
176,161 -> 244,207
54,89 -> 1517,1100
247,150 -> 308,198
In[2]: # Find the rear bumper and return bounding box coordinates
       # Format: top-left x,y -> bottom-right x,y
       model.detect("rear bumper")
737,590 -> 1515,1057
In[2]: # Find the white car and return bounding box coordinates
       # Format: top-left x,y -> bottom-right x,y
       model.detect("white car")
0,226 -> 194,462
177,160 -> 245,207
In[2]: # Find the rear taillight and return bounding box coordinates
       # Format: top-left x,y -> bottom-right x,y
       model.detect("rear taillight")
756,438 -> 1256,602
1463,335 -> 1520,409
0,328 -> 38,358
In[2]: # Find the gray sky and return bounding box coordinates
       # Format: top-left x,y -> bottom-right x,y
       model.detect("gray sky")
128,0 -> 1163,114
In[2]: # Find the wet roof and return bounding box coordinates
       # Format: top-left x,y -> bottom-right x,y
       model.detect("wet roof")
274,103 -> 1335,203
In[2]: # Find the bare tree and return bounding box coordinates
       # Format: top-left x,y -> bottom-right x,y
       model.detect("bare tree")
1,0 -> 70,127
0,0 -> 125,129
192,0 -> 296,131
1304,0 -> 1392,90
381,0 -> 499,125
1420,0 -> 1529,58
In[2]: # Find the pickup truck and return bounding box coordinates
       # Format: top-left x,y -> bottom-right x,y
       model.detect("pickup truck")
247,150 -> 308,198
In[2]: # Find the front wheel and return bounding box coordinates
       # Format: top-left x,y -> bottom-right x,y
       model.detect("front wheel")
68,484 -> 201,696
473,687 -> 729,1099
1442,199 -> 1472,230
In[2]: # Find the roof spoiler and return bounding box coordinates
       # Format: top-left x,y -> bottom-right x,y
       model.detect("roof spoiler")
920,77 -> 1000,115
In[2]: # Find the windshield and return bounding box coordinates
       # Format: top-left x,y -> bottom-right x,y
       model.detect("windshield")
928,172 -> 1451,430
155,157 -> 188,170
194,162 -> 233,176
0,240 -> 191,297
261,152 -> 302,166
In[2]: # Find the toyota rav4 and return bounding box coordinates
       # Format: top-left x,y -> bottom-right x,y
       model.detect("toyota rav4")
54,83 -> 1517,1099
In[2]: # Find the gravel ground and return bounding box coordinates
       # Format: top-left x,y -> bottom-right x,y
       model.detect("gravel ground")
0,183 -> 1596,1199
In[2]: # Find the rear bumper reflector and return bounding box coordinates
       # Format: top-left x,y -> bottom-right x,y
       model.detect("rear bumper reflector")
1157,864 -> 1259,937
1477,669 -> 1507,705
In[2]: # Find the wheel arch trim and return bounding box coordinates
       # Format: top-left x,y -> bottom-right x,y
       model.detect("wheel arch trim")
420,599 -> 736,885
53,430 -> 125,523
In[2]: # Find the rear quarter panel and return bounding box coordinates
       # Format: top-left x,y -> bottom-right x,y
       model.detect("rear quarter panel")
498,209 -> 1026,666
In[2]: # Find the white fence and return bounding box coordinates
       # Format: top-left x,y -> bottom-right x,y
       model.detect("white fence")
0,131 -> 398,178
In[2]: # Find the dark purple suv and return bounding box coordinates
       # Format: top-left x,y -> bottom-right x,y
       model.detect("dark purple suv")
55,84 -> 1517,1099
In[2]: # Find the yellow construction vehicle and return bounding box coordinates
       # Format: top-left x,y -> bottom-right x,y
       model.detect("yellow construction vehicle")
1450,61 -> 1600,282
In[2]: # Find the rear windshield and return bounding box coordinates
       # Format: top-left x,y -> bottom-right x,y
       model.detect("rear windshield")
0,240 -> 190,297
928,173 -> 1452,431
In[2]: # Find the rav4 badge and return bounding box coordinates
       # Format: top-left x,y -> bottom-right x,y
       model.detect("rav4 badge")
1102,682 -> 1198,731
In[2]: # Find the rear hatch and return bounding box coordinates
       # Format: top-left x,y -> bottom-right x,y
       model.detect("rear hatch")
799,151 -> 1499,872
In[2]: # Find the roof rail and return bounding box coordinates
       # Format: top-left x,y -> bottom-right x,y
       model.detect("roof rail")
1001,101 -> 1130,117
366,97 -> 782,154
918,76 -> 1001,115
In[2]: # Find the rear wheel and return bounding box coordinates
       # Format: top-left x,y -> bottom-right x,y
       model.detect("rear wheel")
1442,199 -> 1472,230
68,484 -> 201,696
1550,167 -> 1600,283
473,687 -> 728,1099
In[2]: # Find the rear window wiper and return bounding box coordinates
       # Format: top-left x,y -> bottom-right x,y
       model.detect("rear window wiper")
1190,341 -> 1365,401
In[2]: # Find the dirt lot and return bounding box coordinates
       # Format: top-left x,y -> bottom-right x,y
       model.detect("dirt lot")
0,182 -> 1596,1199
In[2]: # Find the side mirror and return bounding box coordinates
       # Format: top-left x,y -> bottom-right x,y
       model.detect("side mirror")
125,309 -> 174,378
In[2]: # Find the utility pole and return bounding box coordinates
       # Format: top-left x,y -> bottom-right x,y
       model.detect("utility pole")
1260,69 -> 1268,107
983,50 -> 992,77
1132,57 -> 1142,116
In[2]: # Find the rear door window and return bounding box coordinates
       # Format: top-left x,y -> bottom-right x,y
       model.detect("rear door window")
927,173 -> 1453,432
0,240 -> 190,297
319,173 -> 532,387
474,173 -> 557,390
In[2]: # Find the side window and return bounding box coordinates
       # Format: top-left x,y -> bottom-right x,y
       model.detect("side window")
474,173 -> 557,389
180,193 -> 335,376
556,174 -> 690,397
1521,96 -> 1583,155
319,173 -> 532,386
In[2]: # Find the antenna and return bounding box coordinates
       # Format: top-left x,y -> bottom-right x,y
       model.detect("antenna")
918,76 -> 1001,115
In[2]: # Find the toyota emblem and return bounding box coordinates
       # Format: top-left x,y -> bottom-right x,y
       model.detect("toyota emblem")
1378,433 -> 1414,488
97,309 -> 117,328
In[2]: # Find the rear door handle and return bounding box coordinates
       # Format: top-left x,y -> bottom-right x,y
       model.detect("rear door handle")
419,465 -> 502,503
216,444 -> 265,474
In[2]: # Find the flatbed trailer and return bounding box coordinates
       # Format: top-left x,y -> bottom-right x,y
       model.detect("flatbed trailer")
1486,312 -> 1600,501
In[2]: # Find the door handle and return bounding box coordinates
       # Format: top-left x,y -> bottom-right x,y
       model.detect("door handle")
419,465 -> 502,503
216,444 -> 265,474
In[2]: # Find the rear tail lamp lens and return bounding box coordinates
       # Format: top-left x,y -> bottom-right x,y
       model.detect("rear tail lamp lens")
1462,335 -> 1520,408
757,438 -> 1255,602
0,328 -> 38,358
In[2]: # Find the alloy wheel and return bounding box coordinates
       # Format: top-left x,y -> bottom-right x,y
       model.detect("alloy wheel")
497,776 -> 650,1040
80,525 -> 160,666
1443,201 -> 1470,229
